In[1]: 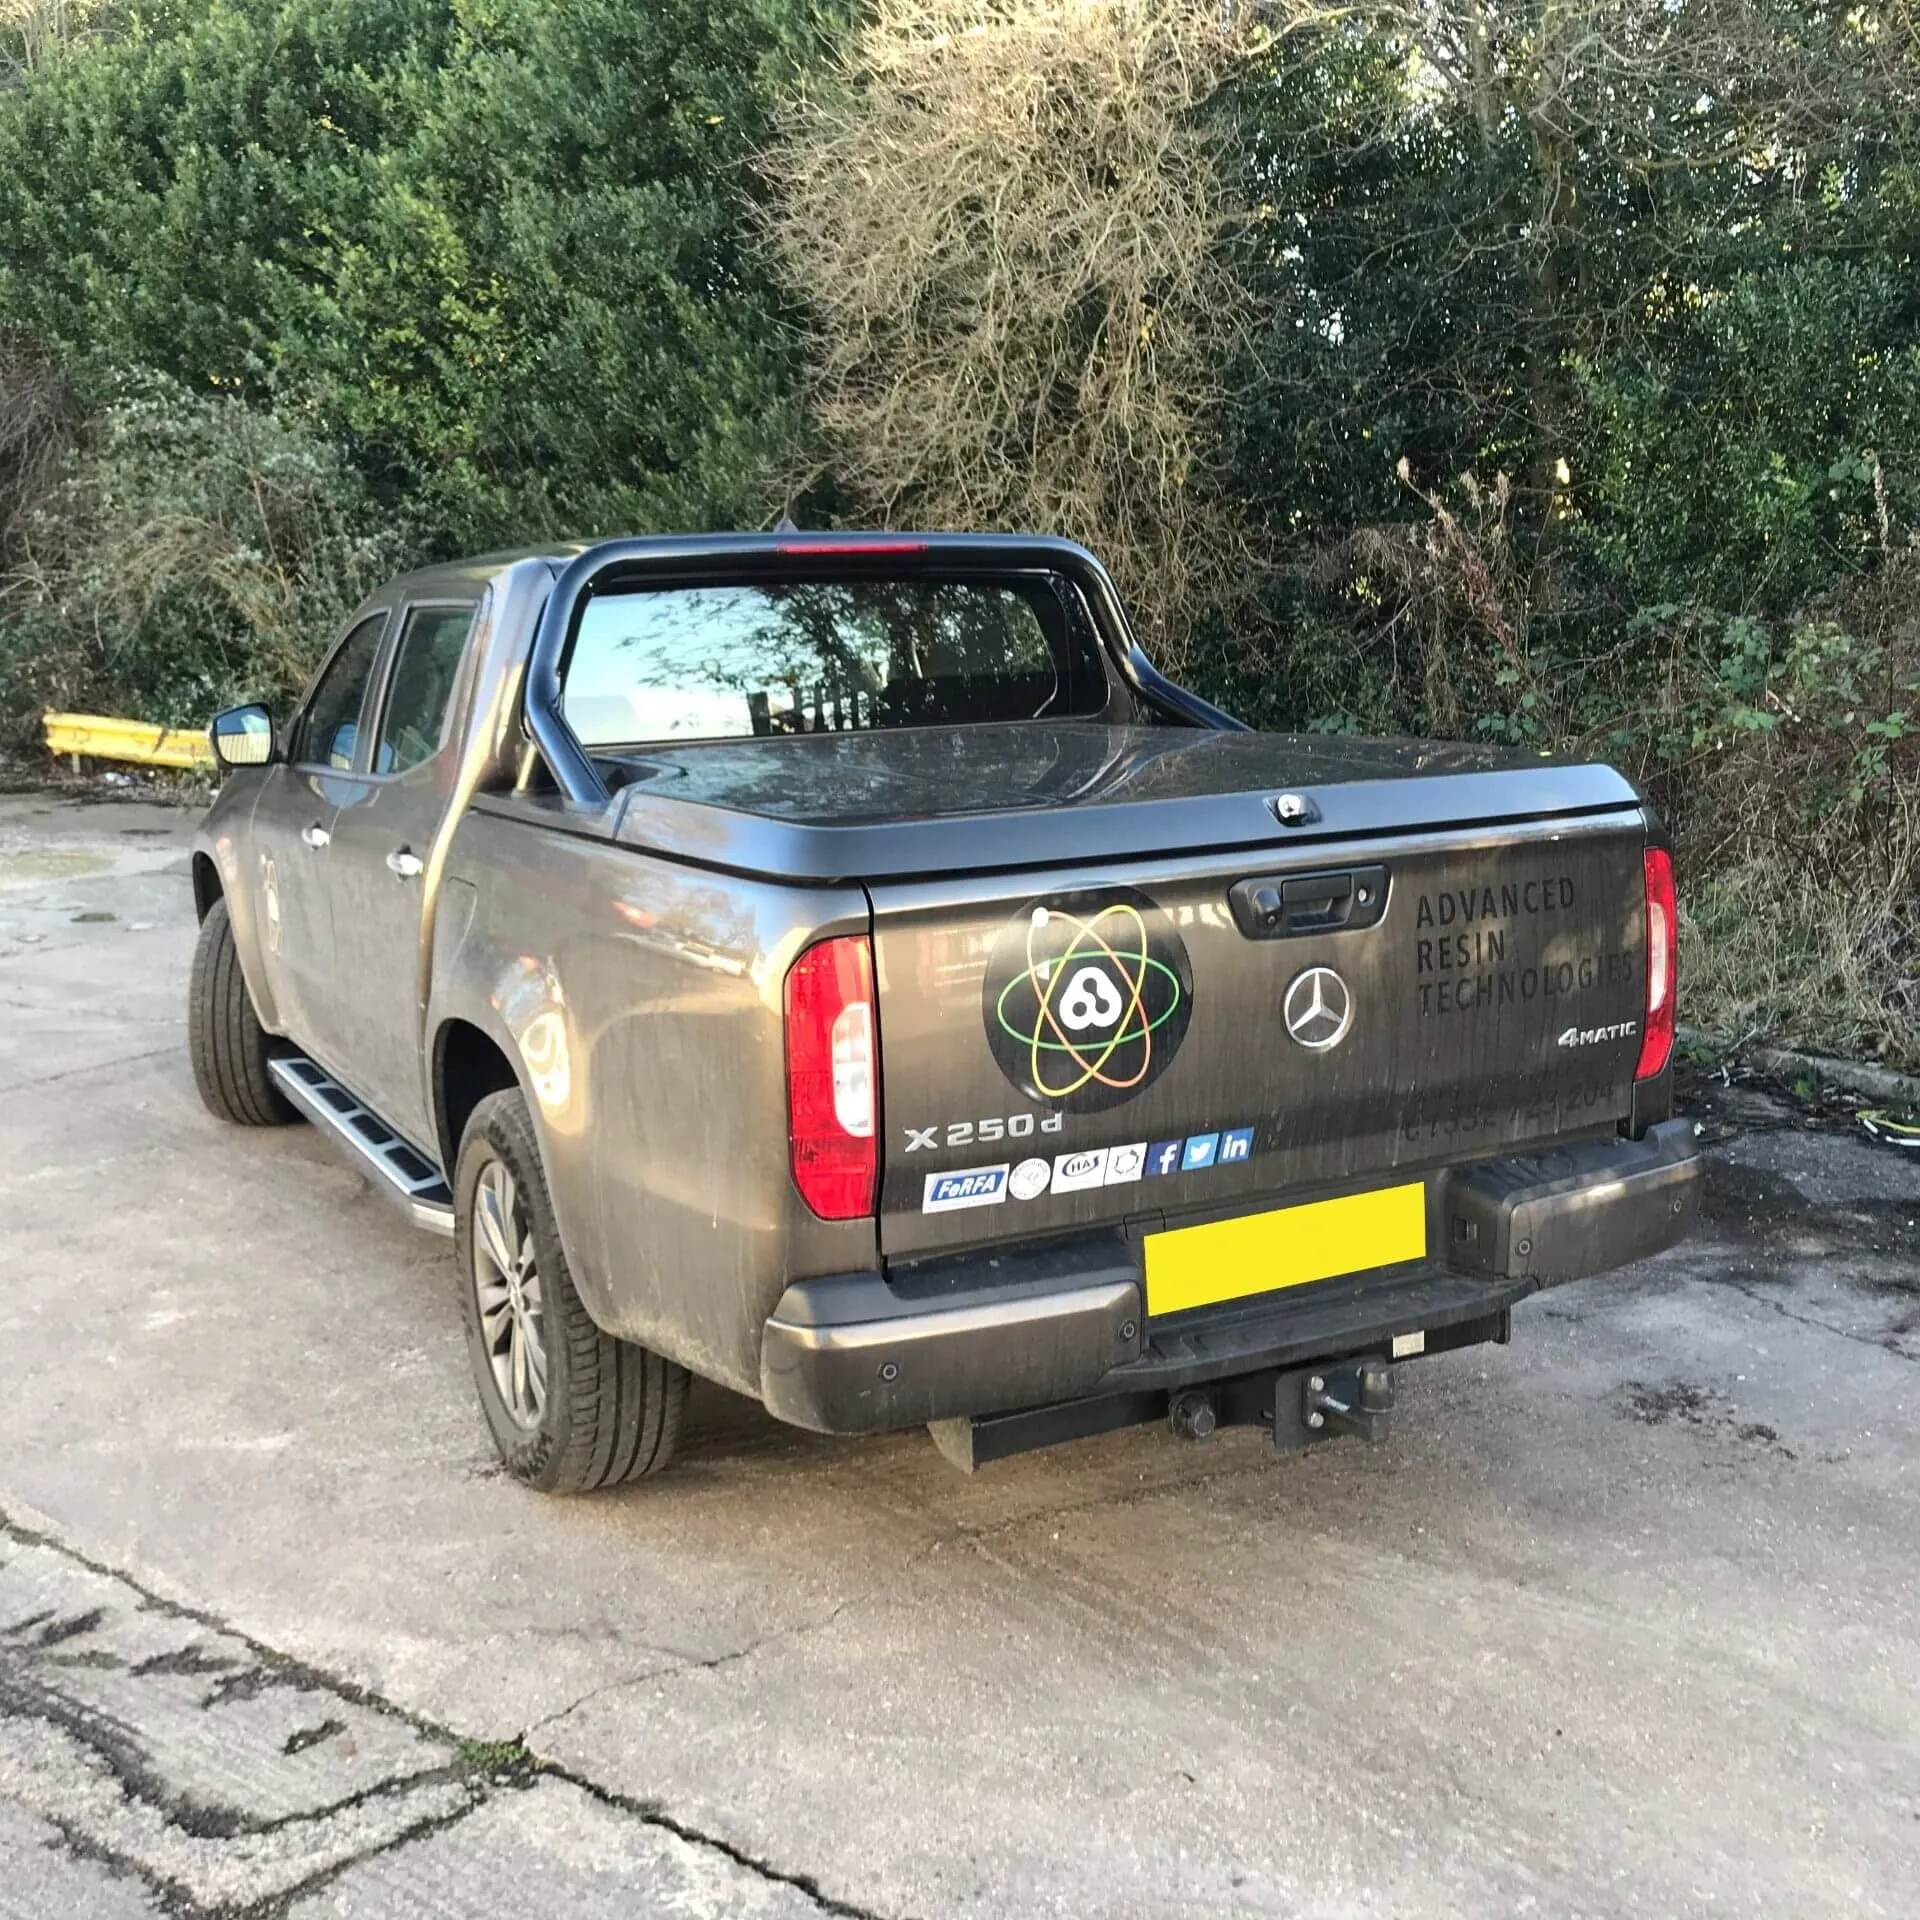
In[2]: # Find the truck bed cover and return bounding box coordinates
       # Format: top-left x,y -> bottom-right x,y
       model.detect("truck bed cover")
600,723 -> 1642,884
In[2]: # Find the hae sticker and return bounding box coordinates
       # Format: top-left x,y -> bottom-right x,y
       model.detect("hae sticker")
1050,1148 -> 1109,1193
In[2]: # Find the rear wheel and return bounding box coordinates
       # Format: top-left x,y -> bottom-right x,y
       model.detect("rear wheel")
187,897 -> 296,1126
454,1088 -> 687,1492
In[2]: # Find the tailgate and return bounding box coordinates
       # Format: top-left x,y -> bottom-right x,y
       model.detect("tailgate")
872,811 -> 1651,1259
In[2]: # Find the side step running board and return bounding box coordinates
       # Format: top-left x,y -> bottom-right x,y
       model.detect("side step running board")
268,1055 -> 455,1237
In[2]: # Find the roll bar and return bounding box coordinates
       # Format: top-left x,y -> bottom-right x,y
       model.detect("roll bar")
520,532 -> 1245,809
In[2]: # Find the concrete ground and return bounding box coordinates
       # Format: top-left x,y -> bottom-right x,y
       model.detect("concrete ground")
1,791 -> 1916,1920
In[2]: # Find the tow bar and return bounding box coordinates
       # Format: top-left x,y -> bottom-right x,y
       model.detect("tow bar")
1167,1359 -> 1398,1451
942,1354 -> 1411,1470
1275,1359 -> 1395,1450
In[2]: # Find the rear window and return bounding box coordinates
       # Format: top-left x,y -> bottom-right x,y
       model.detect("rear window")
560,574 -> 1108,748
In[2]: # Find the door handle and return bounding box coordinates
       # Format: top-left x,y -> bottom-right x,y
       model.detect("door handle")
386,848 -> 424,879
1228,865 -> 1389,939
300,822 -> 331,850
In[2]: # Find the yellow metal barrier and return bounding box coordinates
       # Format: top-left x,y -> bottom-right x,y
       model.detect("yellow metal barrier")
43,710 -> 215,773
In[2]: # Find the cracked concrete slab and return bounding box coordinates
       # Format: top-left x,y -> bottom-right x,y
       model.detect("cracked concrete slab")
0,1535 -> 472,1913
285,1776 -> 830,1920
2,794 -> 1919,1918
0,1522 -> 865,1919
0,1797 -> 163,1919
0,1540 -> 452,1822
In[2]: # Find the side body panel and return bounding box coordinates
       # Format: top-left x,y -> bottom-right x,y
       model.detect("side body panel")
322,748 -> 464,1143
198,556 -> 560,1118
321,591 -> 493,1145
238,761 -> 358,1055
429,803 -> 874,1394
196,772 -> 278,1021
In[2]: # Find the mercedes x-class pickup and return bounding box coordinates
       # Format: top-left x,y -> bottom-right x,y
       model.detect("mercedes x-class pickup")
189,533 -> 1700,1490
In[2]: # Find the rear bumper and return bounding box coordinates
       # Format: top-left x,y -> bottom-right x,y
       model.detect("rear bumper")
759,1119 -> 1701,1434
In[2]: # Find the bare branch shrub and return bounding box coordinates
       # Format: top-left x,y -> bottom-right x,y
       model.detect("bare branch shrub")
0,375 -> 414,732
1310,464 -> 1537,737
764,0 -> 1264,666
1682,810 -> 1920,1067
0,0 -> 111,77
0,331 -> 66,561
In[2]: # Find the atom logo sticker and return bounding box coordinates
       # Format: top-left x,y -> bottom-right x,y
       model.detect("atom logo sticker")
983,887 -> 1193,1113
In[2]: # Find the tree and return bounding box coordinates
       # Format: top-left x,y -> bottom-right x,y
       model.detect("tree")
765,0 -> 1258,666
1217,0 -> 1920,729
0,0 -> 833,544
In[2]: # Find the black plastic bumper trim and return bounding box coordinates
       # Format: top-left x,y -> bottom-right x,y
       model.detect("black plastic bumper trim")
759,1121 -> 1702,1435
1437,1116 -> 1700,1283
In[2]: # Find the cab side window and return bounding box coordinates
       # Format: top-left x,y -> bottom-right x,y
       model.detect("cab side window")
295,615 -> 387,770
375,604 -> 477,774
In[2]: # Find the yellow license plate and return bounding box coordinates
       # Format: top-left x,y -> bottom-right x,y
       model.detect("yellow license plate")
1143,1182 -> 1428,1319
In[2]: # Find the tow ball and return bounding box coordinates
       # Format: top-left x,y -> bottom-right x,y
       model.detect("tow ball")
1275,1359 -> 1395,1450
1165,1361 -> 1398,1451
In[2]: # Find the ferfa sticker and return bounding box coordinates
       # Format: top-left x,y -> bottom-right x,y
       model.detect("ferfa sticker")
922,1166 -> 1010,1213
1051,1148 -> 1110,1193
1105,1143 -> 1147,1185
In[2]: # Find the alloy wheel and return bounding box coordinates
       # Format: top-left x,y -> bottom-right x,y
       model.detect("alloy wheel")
471,1158 -> 548,1428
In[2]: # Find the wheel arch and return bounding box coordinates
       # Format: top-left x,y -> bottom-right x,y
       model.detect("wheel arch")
432,1016 -> 523,1181
191,852 -> 222,922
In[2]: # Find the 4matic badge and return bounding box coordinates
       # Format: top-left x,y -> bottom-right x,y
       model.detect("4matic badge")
1557,1020 -> 1637,1048
982,887 -> 1193,1114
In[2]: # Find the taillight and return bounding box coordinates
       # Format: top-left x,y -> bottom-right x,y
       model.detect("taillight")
784,935 -> 878,1219
1635,847 -> 1677,1080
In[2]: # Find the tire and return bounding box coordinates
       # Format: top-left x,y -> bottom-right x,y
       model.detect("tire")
188,896 -> 298,1126
454,1088 -> 688,1493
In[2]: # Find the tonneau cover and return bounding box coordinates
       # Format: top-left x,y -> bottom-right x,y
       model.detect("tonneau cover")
606,723 -> 1643,884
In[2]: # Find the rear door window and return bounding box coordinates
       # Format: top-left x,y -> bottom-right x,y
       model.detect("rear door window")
294,614 -> 387,770
375,604 -> 476,774
560,574 -> 1108,748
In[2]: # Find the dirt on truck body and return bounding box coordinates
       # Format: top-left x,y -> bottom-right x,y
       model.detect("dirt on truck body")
186,532 -> 1698,1489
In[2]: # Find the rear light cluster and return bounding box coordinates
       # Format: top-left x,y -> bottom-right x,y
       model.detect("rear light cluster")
1635,846 -> 1677,1081
784,935 -> 878,1219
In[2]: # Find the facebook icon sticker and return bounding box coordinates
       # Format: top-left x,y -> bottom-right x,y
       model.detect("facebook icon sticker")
1182,1133 -> 1220,1171
1220,1126 -> 1255,1164
1146,1140 -> 1184,1177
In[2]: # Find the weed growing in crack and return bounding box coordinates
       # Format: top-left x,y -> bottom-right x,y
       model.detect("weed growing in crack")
456,1737 -> 542,1787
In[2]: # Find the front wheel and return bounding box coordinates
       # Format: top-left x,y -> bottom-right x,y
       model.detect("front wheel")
454,1088 -> 687,1492
187,897 -> 297,1126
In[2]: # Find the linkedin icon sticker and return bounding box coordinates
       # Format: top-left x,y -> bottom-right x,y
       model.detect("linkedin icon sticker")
983,888 -> 1193,1114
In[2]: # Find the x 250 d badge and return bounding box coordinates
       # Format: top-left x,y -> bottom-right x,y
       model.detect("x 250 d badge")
982,887 -> 1194,1114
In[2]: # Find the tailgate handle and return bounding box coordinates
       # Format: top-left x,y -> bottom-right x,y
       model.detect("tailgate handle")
1229,865 -> 1388,940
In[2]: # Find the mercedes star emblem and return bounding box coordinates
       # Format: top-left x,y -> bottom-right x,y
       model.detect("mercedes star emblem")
1283,966 -> 1353,1051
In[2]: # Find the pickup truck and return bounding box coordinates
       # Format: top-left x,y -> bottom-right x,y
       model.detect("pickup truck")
190,533 -> 1700,1491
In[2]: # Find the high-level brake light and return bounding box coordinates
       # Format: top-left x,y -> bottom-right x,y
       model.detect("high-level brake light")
1636,847 -> 1677,1080
785,936 -> 878,1219
773,537 -> 929,556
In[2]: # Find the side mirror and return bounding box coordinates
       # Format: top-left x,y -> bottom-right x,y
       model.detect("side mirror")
209,704 -> 276,770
